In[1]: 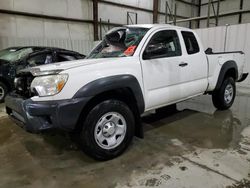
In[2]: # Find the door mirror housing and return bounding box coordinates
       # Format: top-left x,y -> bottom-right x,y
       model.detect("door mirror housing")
205,47 -> 213,54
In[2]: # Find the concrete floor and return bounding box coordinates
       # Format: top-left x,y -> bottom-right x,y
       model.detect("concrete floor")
0,88 -> 250,188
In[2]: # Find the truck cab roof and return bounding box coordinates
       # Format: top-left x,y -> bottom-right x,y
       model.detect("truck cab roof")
126,24 -> 191,31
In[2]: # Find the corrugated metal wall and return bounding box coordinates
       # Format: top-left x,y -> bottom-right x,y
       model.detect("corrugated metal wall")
195,23 -> 250,87
0,0 -> 199,52
0,0 -> 94,55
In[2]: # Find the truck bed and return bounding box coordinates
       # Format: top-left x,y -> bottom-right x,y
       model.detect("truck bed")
206,51 -> 245,91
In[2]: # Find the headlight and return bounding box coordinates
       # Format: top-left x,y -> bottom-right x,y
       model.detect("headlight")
31,74 -> 68,97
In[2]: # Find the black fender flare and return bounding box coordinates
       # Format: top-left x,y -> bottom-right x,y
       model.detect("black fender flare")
215,61 -> 238,91
73,74 -> 145,114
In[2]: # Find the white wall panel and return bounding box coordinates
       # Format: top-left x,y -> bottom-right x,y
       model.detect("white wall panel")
176,21 -> 191,28
14,0 -> 54,15
67,0 -> 92,20
0,0 -> 14,9
0,0 -> 92,20
226,24 -> 250,87
98,3 -> 152,25
103,0 -> 152,10
218,15 -> 239,26
0,0 -> 94,54
199,18 -> 216,28
219,0 -> 240,13
0,13 -> 94,55
16,17 -> 44,38
242,13 -> 250,23
68,23 -> 93,41
0,14 -> 17,37
195,26 -> 226,52
44,21 -> 70,39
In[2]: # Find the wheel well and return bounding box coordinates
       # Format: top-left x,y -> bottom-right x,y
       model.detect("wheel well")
213,62 -> 238,93
0,77 -> 11,91
224,68 -> 237,80
75,88 -> 142,137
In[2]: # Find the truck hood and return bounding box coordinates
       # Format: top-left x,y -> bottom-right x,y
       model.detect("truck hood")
18,58 -> 119,76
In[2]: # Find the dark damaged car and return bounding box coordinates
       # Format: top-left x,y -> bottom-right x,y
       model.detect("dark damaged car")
0,46 -> 85,102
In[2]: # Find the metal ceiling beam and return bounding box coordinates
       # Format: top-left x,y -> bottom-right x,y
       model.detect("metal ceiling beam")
153,0 -> 159,23
189,0 -> 195,28
207,0 -> 212,27
197,0 -> 201,28
93,0 -> 99,41
215,0 -> 221,26
239,0 -> 244,23
174,3 -> 177,25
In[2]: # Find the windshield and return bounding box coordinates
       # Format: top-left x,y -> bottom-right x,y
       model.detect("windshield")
87,27 -> 149,59
0,48 -> 33,62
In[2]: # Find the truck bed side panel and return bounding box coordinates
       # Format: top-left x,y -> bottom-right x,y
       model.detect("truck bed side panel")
207,53 -> 245,91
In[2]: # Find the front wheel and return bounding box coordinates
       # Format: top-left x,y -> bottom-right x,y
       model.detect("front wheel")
78,100 -> 135,161
212,77 -> 236,110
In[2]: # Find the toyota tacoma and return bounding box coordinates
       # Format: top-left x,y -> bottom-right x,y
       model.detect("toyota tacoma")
5,24 -> 248,160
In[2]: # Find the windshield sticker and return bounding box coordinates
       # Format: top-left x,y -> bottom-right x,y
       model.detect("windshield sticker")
124,46 -> 137,56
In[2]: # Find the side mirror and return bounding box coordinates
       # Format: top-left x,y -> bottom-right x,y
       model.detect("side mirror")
143,43 -> 167,60
205,47 -> 213,54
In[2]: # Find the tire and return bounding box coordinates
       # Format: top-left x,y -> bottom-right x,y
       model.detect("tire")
212,77 -> 236,110
78,100 -> 135,161
0,82 -> 8,103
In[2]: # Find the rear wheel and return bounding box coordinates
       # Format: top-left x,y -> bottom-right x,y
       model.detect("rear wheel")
0,82 -> 8,103
212,77 -> 236,110
78,99 -> 135,161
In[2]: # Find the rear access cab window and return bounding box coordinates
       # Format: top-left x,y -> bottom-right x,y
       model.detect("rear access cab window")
181,31 -> 200,55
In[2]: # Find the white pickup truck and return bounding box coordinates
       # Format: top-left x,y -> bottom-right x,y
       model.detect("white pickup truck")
5,24 -> 248,160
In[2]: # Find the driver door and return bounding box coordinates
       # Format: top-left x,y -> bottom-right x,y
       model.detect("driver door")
140,29 -> 185,110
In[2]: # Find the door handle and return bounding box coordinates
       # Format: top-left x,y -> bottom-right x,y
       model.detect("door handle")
179,62 -> 188,67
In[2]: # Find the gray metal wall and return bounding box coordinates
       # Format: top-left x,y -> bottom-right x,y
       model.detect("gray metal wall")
159,0 -> 199,28
199,0 -> 250,28
98,0 -> 199,38
0,0 -> 94,55
0,0 -> 199,53
196,23 -> 250,87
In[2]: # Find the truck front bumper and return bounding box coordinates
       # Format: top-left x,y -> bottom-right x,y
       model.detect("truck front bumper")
5,94 -> 90,133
